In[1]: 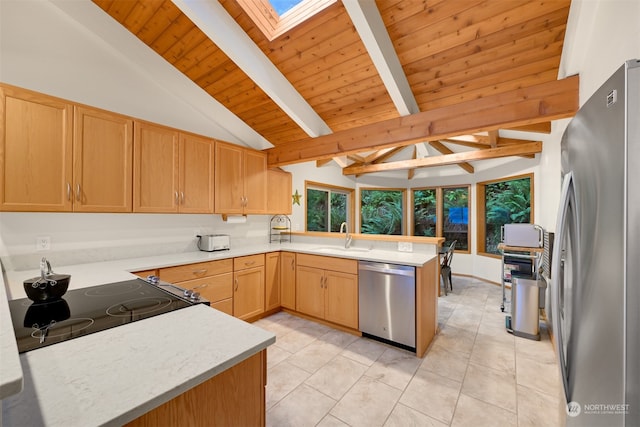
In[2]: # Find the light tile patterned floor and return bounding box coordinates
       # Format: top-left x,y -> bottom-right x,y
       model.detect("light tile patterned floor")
254,276 -> 566,427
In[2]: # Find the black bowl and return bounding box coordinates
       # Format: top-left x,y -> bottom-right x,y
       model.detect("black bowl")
23,274 -> 71,302
23,298 -> 71,328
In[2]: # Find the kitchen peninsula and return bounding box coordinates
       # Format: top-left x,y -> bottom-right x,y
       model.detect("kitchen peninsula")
1,240 -> 439,426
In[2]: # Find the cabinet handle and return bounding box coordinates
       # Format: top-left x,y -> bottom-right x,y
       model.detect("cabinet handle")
244,261 -> 256,267
235,278 -> 239,291
290,259 -> 295,270
180,191 -> 185,204
174,191 -> 179,205
192,269 -> 207,276
66,183 -> 71,201
75,184 -> 81,202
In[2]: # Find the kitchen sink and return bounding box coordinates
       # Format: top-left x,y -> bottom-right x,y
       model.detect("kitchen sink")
313,246 -> 371,254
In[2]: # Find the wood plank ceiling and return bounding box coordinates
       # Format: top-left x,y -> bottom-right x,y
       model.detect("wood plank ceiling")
91,0 -> 576,176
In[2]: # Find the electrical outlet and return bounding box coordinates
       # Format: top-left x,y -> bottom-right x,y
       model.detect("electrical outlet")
397,242 -> 413,252
36,236 -> 51,251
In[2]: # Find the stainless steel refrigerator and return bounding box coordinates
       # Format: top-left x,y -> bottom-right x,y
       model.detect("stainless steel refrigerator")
552,59 -> 639,426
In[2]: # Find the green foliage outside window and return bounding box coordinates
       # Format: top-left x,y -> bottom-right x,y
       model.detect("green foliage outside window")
330,192 -> 347,232
484,177 -> 531,254
307,189 -> 328,231
307,188 -> 348,232
413,189 -> 437,237
361,189 -> 403,235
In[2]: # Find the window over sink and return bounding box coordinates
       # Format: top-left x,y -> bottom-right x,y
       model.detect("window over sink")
305,181 -> 353,233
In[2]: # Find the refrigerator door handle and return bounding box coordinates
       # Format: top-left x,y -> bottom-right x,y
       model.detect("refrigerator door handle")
551,171 -> 576,404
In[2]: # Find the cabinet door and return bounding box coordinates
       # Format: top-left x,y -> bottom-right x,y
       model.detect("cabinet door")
234,266 -> 265,320
1,85 -> 73,211
325,271 -> 359,329
265,252 -> 281,311
179,133 -> 214,213
266,169 -> 292,214
296,266 -> 325,319
133,122 -> 179,212
280,252 -> 296,310
214,141 -> 244,214
73,106 -> 133,212
243,149 -> 267,214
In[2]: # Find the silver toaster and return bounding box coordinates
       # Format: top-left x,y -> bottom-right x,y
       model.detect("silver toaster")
196,234 -> 230,252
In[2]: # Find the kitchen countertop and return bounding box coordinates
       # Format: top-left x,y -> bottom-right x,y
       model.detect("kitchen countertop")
0,242 -> 436,426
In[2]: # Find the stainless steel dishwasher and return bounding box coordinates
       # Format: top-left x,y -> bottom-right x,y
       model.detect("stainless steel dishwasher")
358,261 -> 416,351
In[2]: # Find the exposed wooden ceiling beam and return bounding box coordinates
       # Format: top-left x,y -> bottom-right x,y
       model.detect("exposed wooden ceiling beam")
315,158 -> 333,167
507,122 -> 552,133
407,146 -> 417,180
488,130 -> 499,148
440,139 -> 490,149
342,0 -> 419,116
429,141 -> 475,174
266,76 -> 578,167
370,147 -> 405,164
363,147 -> 398,163
342,141 -> 542,175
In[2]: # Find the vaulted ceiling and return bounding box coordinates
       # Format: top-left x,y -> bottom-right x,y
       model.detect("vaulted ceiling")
91,0 -> 578,176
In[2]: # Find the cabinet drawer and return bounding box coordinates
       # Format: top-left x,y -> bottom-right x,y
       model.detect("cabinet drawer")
296,254 -> 358,275
233,254 -> 265,270
178,274 -> 233,302
132,269 -> 157,279
159,259 -> 233,283
211,298 -> 233,316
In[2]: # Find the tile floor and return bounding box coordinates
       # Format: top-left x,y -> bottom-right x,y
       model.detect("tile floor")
254,276 -> 566,427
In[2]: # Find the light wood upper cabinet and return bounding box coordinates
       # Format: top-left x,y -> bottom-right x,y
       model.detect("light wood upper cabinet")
179,133 -> 214,213
134,122 -> 179,213
1,85 -> 73,211
243,149 -> 267,214
73,106 -> 133,212
215,141 -> 267,214
0,86 -> 133,213
134,124 -> 214,213
280,251 -> 296,310
266,169 -> 292,214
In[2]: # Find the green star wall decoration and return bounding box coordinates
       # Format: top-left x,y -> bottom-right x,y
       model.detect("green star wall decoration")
292,190 -> 301,206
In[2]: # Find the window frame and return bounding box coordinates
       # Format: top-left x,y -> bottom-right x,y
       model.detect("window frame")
304,181 -> 355,233
476,173 -> 535,259
359,187 -> 407,235
410,185 -> 471,253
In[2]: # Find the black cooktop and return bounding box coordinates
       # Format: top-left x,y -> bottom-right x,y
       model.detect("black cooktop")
8,278 -> 195,353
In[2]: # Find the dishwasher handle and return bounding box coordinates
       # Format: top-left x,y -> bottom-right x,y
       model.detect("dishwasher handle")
358,262 -> 415,277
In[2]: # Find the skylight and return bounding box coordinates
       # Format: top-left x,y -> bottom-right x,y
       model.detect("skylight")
237,0 -> 336,41
269,0 -> 304,16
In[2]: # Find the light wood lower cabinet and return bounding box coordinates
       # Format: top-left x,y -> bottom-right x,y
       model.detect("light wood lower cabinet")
125,349 -> 266,427
233,254 -> 265,320
280,252 -> 296,310
295,254 -> 358,330
265,252 -> 281,312
157,259 -> 234,316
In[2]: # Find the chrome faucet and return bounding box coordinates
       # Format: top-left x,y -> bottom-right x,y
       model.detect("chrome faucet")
340,222 -> 352,249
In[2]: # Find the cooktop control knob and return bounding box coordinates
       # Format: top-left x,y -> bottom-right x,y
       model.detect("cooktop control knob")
146,275 -> 160,285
